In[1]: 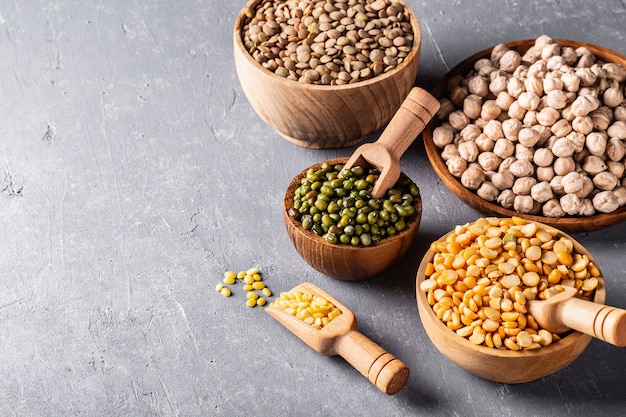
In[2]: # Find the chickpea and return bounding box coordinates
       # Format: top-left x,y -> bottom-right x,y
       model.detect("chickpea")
477,152 -> 502,171
477,182 -> 500,201
546,89 -> 569,109
536,166 -> 555,182
461,164 -> 485,190
606,137 -> 625,161
491,171 -> 515,190
513,176 -> 537,195
514,195 -> 536,213
543,198 -> 565,217
593,190 -> 620,213
432,126 -> 455,148
608,121 -> 626,139
475,134 -> 495,152
446,156 -> 467,178
517,127 -> 541,147
482,119 -> 503,140
582,155 -> 607,175
434,36 -> 626,217
497,189 -> 516,208
481,100 -> 502,121
593,171 -> 619,191
458,140 -> 479,162
553,157 -> 575,176
537,107 -> 561,126
509,159 -> 534,177
462,95 -> 483,119
449,110 -> 470,130
499,50 -> 522,72
531,181 -> 554,203
524,75 -> 544,96
495,91 -> 515,111
571,94 -> 601,117
518,91 -> 541,110
572,116 -> 594,135
468,75 -> 490,97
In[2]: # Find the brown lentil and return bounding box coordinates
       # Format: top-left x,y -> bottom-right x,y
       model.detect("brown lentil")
419,217 -> 600,351
240,0 -> 415,85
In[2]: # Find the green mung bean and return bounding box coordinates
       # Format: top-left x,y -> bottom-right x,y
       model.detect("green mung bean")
291,163 -> 419,246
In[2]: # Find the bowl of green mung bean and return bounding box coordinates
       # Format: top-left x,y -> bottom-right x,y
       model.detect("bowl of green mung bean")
234,0 -> 422,149
284,157 -> 422,280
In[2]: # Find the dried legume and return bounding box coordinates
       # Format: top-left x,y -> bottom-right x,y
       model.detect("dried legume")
240,0 -> 415,85
270,290 -> 342,329
433,35 -> 626,217
216,267 -> 274,307
419,217 -> 599,351
288,161 -> 419,246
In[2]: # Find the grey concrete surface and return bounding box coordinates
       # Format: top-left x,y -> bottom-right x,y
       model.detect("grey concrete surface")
1,0 -> 626,416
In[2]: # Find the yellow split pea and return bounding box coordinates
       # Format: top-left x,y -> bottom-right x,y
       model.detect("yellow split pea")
216,267 -> 273,307
419,217 -> 599,351
269,291 -> 342,330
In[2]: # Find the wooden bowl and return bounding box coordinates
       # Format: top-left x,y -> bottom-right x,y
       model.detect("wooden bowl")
415,218 -> 607,384
423,39 -> 626,233
234,0 -> 422,149
284,157 -> 422,280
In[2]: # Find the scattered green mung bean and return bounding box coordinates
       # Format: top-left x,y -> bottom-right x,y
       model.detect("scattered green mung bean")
290,162 -> 419,246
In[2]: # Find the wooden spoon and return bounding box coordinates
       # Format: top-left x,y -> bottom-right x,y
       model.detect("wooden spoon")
342,86 -> 440,198
265,282 -> 410,395
527,286 -> 626,347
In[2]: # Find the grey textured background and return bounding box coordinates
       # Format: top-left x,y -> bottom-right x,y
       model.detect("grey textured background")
1,0 -> 626,416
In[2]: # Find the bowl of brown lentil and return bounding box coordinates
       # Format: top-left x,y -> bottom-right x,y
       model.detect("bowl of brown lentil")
415,217 -> 607,384
423,36 -> 626,233
234,0 -> 422,149
284,157 -> 422,280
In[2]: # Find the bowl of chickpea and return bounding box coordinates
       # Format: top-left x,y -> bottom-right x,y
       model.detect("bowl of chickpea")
416,217 -> 606,384
423,36 -> 626,233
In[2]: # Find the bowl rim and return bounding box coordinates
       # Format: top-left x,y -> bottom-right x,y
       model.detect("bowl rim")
284,157 -> 423,251
233,0 -> 422,91
422,38 -> 626,233
415,217 -> 607,359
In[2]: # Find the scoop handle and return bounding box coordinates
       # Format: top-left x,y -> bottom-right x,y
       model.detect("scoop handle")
557,297 -> 626,347
334,329 -> 410,395
376,87 -> 440,161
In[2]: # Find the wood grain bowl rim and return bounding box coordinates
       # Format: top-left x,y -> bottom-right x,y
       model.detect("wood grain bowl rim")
283,157 -> 423,254
233,0 -> 422,92
423,39 -> 626,233
415,219 -> 606,361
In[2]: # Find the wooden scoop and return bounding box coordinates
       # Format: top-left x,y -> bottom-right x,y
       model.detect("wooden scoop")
342,86 -> 440,199
265,282 -> 410,395
527,286 -> 626,347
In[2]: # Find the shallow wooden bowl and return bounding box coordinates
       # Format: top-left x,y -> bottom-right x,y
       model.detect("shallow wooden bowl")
234,0 -> 422,149
423,39 -> 626,233
415,219 -> 607,384
284,157 -> 422,280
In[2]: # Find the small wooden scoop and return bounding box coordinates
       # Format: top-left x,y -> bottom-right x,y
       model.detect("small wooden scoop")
342,86 -> 440,199
265,282 -> 410,395
527,286 -> 626,347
